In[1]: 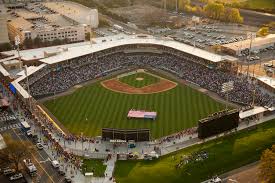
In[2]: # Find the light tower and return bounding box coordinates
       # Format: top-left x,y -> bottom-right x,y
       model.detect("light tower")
246,32 -> 256,78
15,35 -> 22,70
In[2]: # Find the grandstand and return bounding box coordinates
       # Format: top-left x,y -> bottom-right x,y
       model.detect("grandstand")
0,34 -> 274,138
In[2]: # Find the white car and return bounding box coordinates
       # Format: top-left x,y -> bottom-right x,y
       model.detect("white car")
36,143 -> 43,150
51,160 -> 60,168
3,168 -> 15,175
26,130 -> 32,136
9,173 -> 23,180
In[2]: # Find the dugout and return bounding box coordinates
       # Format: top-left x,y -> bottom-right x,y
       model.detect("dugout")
102,128 -> 150,142
239,106 -> 268,122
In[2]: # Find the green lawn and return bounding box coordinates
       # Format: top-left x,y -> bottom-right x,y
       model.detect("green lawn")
43,72 -> 225,139
118,72 -> 160,88
114,119 -> 275,183
81,159 -> 107,177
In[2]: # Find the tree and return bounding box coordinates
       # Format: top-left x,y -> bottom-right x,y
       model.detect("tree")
259,145 -> 275,183
204,2 -> 225,20
0,135 -> 31,171
224,8 -> 243,23
178,0 -> 190,11
0,43 -> 12,52
23,38 -> 33,49
85,32 -> 91,41
257,27 -> 269,37
33,37 -> 42,48
52,39 -> 62,45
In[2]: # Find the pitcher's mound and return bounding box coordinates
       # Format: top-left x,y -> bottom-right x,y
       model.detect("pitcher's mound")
136,77 -> 144,81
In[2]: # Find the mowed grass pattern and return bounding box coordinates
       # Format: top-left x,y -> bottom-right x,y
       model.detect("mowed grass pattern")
44,75 -> 225,139
118,72 -> 160,88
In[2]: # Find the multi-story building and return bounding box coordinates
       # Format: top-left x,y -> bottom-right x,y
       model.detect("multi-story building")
5,1 -> 98,44
7,17 -> 86,43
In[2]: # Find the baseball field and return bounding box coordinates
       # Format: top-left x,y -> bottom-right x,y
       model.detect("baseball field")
43,70 -> 226,138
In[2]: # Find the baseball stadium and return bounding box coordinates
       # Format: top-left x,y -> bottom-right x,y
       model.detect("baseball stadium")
3,35 -> 274,139
0,35 -> 274,182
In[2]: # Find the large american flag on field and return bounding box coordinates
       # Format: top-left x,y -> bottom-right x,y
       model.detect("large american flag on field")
127,110 -> 157,120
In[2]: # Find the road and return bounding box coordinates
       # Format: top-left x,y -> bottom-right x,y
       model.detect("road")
99,13 -> 148,34
0,120 -> 64,183
239,9 -> 275,26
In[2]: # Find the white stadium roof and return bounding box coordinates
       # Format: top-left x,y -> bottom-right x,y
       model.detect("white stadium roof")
40,35 -> 228,64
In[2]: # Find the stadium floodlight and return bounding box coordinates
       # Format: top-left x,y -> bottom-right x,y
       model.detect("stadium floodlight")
15,35 -> 22,70
221,81 -> 234,110
246,32 -> 256,77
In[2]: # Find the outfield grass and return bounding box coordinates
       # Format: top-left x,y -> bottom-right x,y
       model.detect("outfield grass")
43,72 -> 225,138
81,159 -> 106,177
114,119 -> 275,183
119,72 -> 160,88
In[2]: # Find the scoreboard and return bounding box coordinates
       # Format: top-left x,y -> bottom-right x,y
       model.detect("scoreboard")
198,109 -> 239,139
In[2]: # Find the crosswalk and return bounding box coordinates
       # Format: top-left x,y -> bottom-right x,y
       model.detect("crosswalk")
39,158 -> 51,164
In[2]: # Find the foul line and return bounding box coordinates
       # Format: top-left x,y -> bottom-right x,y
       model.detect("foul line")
37,105 -> 66,135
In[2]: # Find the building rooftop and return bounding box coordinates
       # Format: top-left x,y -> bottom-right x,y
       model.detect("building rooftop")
40,35 -> 229,64
15,9 -> 42,20
44,14 -> 72,27
43,1 -> 98,26
222,34 -> 275,51
1,41 -> 91,61
9,17 -> 33,31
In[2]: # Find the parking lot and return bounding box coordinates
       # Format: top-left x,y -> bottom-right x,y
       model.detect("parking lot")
165,23 -> 259,50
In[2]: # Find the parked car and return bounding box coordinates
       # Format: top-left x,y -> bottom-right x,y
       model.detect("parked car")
51,160 -> 60,168
36,143 -> 43,150
3,168 -> 15,175
58,169 -> 65,176
10,173 -> 23,180
64,177 -> 72,183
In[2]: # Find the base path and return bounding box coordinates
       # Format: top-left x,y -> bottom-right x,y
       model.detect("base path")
101,78 -> 177,94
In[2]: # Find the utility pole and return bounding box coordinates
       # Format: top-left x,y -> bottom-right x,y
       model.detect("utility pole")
163,0 -> 167,10
175,0 -> 178,13
15,35 -> 22,70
